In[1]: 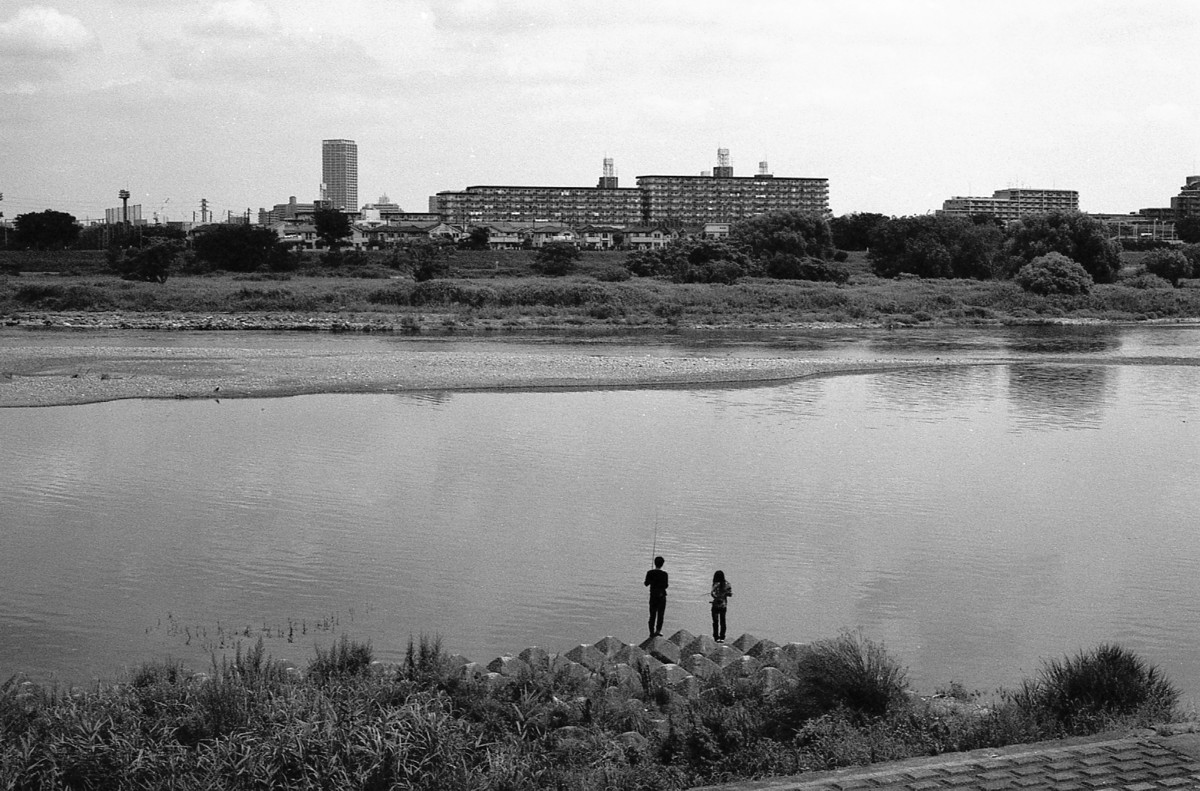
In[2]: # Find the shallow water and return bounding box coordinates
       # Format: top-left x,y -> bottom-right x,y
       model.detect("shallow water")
3,325 -> 1200,704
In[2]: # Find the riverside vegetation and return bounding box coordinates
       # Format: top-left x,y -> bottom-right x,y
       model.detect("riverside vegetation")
0,634 -> 1181,790
5,210 -> 1200,331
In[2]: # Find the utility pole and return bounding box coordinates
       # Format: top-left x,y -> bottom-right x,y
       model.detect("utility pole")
0,192 -> 5,249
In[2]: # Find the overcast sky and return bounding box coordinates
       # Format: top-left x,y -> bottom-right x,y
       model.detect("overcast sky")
2,0 -> 1199,224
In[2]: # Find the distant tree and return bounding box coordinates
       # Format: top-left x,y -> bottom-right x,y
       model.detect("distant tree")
396,238 -> 452,281
730,210 -> 835,260
1175,215 -> 1200,245
869,214 -> 1004,279
313,208 -> 352,250
532,241 -> 581,276
111,239 -> 182,283
763,253 -> 851,283
192,224 -> 287,272
14,210 -> 79,250
459,226 -> 490,250
1014,252 -> 1094,296
829,212 -> 888,251
1004,211 -> 1122,284
626,238 -> 750,284
1141,248 -> 1193,286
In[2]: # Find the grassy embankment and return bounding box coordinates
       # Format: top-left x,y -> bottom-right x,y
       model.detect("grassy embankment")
0,633 -> 1181,790
3,249 -> 1200,331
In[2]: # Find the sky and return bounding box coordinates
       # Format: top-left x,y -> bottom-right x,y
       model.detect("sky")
2,0 -> 1199,224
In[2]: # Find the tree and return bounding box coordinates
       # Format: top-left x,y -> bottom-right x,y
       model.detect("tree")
313,208 -> 352,250
532,241 -> 580,276
1175,215 -> 1200,245
1004,211 -> 1122,284
13,210 -> 79,250
111,239 -> 182,283
1014,252 -> 1094,296
868,214 -> 1004,279
396,238 -> 451,281
829,212 -> 888,251
730,210 -> 835,260
1142,248 -> 1193,286
192,224 -> 287,272
625,238 -> 750,284
459,226 -> 490,250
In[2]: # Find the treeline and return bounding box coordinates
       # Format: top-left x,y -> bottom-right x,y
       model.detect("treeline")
8,208 -> 1200,298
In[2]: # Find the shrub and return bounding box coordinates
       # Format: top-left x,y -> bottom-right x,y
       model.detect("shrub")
1119,269 -> 1174,290
111,240 -> 182,283
1142,248 -> 1193,286
532,241 -> 581,276
1017,644 -> 1179,731
786,630 -> 909,725
591,263 -> 631,282
764,253 -> 851,283
1014,253 -> 1094,296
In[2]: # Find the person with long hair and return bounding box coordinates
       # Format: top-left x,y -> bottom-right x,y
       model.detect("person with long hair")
710,569 -> 732,643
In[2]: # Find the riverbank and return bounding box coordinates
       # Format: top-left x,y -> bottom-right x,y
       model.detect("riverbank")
0,324 -> 960,407
1,631 -> 1182,790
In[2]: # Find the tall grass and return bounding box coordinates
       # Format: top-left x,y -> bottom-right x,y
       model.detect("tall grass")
0,636 -> 1183,789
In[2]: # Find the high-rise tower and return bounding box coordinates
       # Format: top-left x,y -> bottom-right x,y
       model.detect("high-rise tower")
321,139 -> 358,211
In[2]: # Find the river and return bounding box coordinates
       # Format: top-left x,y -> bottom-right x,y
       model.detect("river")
2,324 -> 1199,704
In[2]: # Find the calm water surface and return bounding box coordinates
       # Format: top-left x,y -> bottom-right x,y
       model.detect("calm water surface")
3,325 -> 1200,703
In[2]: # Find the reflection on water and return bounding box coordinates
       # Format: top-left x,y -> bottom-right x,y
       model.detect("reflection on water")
4,327 -> 1200,706
1007,365 -> 1110,430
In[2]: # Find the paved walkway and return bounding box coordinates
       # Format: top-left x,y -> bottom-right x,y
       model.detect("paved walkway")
693,731 -> 1200,791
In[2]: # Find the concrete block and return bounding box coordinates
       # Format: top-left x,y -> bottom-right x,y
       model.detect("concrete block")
706,644 -> 744,668
730,633 -> 761,652
666,628 -> 697,647
640,636 -> 680,665
682,635 -> 719,657
721,655 -> 761,679
487,655 -> 531,677
518,646 -> 551,670
680,653 -> 722,681
565,643 -> 609,671
592,635 -> 625,657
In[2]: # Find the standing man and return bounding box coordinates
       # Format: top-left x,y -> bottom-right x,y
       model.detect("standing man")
644,555 -> 668,638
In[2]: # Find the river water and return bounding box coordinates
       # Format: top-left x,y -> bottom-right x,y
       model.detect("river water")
3,325 -> 1200,704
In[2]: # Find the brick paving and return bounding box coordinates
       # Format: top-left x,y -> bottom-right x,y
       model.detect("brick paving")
692,732 -> 1200,791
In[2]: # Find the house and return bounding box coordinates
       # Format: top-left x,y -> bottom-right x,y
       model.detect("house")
624,225 -> 675,250
273,221 -> 318,249
702,222 -> 731,240
478,223 -> 526,250
579,225 -> 623,251
528,224 -> 578,248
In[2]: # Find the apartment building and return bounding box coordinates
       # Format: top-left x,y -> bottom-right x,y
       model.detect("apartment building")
940,188 -> 1079,222
431,153 -> 830,227
321,139 -> 358,212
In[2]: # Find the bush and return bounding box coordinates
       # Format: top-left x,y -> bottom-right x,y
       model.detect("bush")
1017,644 -> 1179,731
1120,270 -> 1173,290
532,241 -> 581,276
786,630 -> 909,725
1014,252 -> 1094,296
111,240 -> 182,283
1143,248 -> 1193,286
764,253 -> 851,283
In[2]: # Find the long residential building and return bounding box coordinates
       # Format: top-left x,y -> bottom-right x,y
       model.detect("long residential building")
940,188 -> 1079,222
430,152 -> 830,226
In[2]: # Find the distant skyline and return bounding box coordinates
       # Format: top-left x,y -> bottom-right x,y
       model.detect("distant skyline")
2,0 -> 1199,224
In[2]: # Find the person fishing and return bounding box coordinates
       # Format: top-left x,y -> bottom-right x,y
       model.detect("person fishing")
710,569 -> 732,643
644,555 -> 668,638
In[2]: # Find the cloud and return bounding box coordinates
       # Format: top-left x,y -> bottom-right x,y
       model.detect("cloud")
193,0 -> 277,38
0,5 -> 93,58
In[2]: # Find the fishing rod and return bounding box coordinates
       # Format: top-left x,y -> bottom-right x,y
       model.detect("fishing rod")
651,508 -> 659,564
